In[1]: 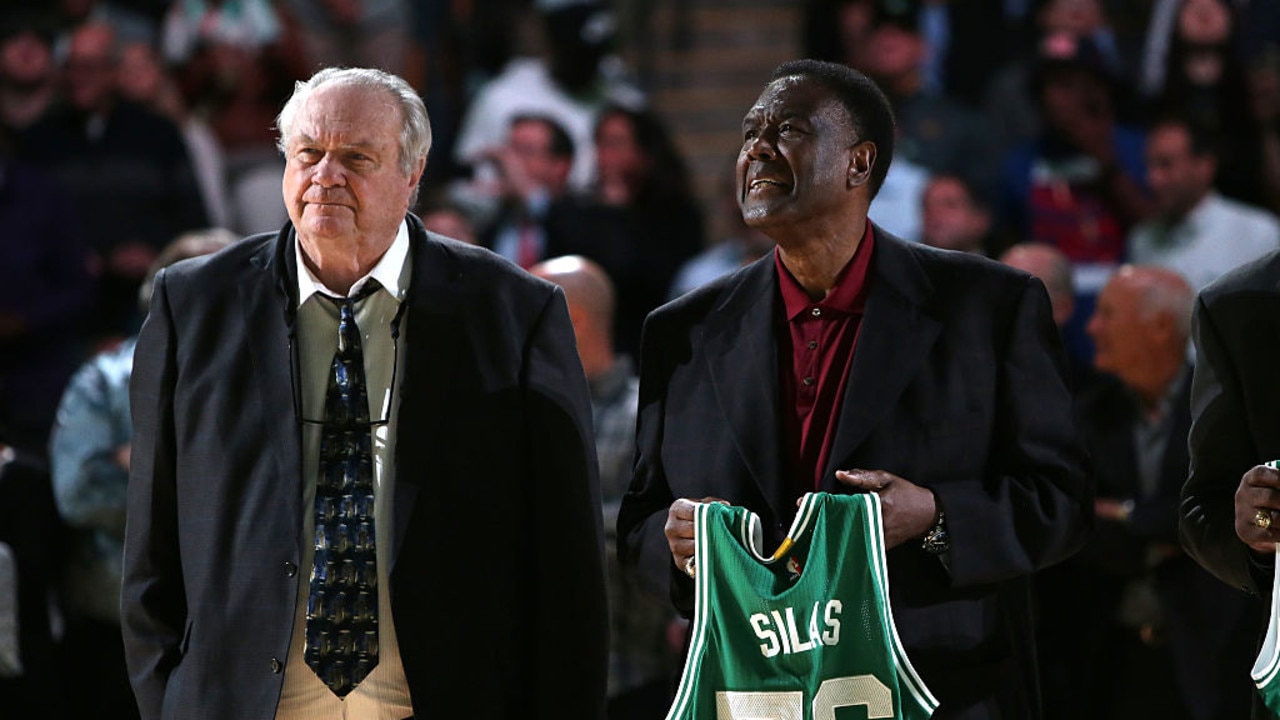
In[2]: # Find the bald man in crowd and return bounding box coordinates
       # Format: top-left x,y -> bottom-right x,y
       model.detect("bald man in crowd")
999,243 -> 1074,329
1040,266 -> 1259,719
999,241 -> 1101,394
529,256 -> 678,720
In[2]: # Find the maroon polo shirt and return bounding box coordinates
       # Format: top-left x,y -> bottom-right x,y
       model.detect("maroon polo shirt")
776,222 -> 875,494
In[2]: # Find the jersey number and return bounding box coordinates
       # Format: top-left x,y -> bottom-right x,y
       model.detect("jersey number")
716,675 -> 893,720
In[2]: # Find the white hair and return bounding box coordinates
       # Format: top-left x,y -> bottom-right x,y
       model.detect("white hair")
275,67 -> 432,177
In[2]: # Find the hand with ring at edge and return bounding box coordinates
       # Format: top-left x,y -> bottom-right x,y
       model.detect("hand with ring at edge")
665,496 -> 729,579
1235,462 -> 1280,553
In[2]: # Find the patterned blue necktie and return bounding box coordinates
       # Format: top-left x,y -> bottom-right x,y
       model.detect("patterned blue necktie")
305,282 -> 380,696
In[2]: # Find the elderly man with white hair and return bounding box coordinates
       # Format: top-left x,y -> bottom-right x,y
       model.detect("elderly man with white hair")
122,67 -> 608,720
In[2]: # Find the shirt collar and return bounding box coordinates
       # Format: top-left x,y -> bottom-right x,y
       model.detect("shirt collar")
1127,363 -> 1190,429
295,220 -> 409,303
1183,191 -> 1220,231
776,221 -> 876,321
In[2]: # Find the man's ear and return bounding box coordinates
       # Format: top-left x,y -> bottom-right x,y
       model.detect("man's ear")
848,141 -> 877,189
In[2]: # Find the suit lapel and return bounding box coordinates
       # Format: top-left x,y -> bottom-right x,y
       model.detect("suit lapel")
390,217 -> 465,571
702,256 -> 790,521
822,231 -> 941,483
244,228 -> 304,548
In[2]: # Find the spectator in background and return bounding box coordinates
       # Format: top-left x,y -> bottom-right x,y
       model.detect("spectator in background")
1001,35 -> 1151,270
855,2 -> 1000,204
999,240 -> 1099,394
925,0 -> 1040,108
163,0 -> 306,235
116,38 -> 230,230
1127,116 -> 1280,292
982,0 -> 1134,165
919,173 -> 998,256
49,227 -> 234,720
0,438 -> 64,719
50,0 -> 160,45
454,0 -> 645,193
19,21 -> 207,343
1146,0 -> 1273,211
160,0 -> 281,63
1138,0 -> 1280,103
0,12 -> 58,133
866,145 -> 929,243
1000,241 -> 1077,330
470,113 -> 576,268
547,102 -> 704,356
1247,44 -> 1280,215
1054,265 -> 1259,720
0,124 -> 95,456
999,34 -> 1151,366
415,190 -> 480,246
802,0 -> 877,70
668,162 -> 773,300
282,0 -> 410,76
530,255 -> 679,720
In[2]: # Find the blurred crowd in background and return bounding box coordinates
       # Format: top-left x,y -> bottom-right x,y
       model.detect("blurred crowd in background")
2,0 -> 1280,718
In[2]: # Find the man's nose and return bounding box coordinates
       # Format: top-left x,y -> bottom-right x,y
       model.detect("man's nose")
312,155 -> 346,186
745,131 -> 777,161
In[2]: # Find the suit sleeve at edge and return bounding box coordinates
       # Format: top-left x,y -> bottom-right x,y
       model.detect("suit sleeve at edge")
526,285 -> 609,719
1180,293 -> 1271,594
121,268 -> 186,720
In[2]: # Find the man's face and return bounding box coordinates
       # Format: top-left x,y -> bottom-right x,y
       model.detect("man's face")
1087,275 -> 1150,381
1145,124 -> 1214,218
1041,0 -> 1105,36
64,25 -> 116,111
921,177 -> 988,252
594,112 -> 645,192
1179,0 -> 1232,45
1,31 -> 52,86
509,119 -> 570,194
861,24 -> 924,84
282,83 -> 422,253
116,42 -> 162,103
736,76 -> 860,233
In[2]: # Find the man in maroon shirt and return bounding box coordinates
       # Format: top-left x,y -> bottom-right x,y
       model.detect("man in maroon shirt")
618,59 -> 1092,719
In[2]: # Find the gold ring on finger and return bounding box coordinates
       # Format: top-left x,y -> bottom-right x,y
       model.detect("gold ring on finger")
1255,509 -> 1274,530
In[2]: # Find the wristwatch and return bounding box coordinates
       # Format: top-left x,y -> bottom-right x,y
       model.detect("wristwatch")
921,511 -> 949,555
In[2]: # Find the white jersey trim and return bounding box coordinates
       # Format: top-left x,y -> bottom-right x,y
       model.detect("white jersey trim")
863,492 -> 940,712
1251,543 -> 1280,688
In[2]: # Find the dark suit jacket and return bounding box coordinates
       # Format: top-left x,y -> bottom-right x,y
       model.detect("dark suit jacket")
123,215 -> 608,719
617,227 -> 1092,719
1066,371 -> 1260,719
1182,249 -> 1280,596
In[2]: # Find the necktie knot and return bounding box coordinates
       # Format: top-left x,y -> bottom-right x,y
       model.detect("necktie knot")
321,280 -> 379,355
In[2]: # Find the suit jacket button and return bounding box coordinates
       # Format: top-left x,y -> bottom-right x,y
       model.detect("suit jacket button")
270,658 -> 282,673
284,561 -> 297,577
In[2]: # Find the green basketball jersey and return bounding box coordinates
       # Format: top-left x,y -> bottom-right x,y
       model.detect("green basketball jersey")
1251,544 -> 1280,715
666,492 -> 938,720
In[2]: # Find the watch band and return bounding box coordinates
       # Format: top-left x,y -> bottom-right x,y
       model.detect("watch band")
922,510 -> 949,555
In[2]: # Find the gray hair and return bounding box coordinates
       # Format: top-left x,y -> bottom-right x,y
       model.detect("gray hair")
1132,267 -> 1195,341
275,67 -> 432,178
